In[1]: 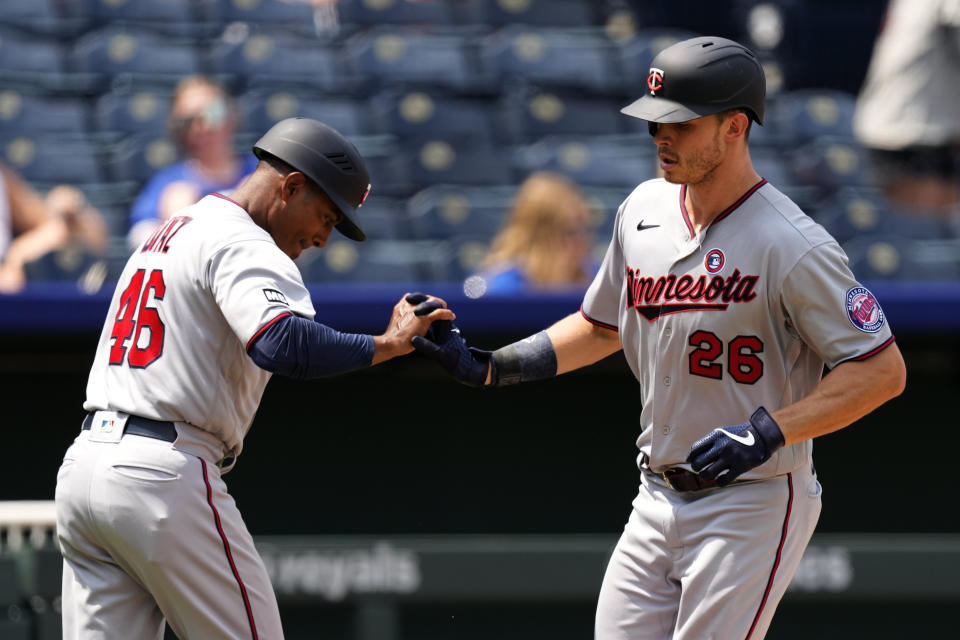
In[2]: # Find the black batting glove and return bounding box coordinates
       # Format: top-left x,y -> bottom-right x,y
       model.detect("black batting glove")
411,320 -> 493,388
686,407 -> 785,487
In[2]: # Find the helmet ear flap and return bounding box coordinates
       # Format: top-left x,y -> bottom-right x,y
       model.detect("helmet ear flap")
648,121 -> 659,137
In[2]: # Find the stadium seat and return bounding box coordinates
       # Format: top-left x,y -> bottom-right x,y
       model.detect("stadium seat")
238,89 -> 373,138
337,0 -> 461,26
472,0 -> 601,27
438,233 -> 495,282
582,185 -> 631,240
344,28 -> 490,92
209,32 -> 351,93
71,28 -> 203,87
480,26 -> 623,94
94,86 -> 172,138
402,138 -> 514,189
0,0 -> 88,36
769,89 -> 858,145
297,239 -> 446,283
349,193 -> 410,240
406,184 -> 514,240
105,133 -> 179,184
88,0 -> 211,37
368,88 -> 496,144
1,135 -> 107,185
496,87 -> 628,143
814,187 -> 950,244
789,136 -> 875,195
843,235 -> 960,282
211,0 -> 319,37
514,134 -> 657,189
0,28 -> 66,77
0,554 -> 29,640
0,90 -> 92,138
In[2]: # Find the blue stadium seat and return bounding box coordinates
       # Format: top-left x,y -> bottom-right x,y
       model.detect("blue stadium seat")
406,184 -> 514,240
94,86 -> 172,137
209,33 -> 350,93
88,0 -> 211,37
238,89 -> 373,139
368,88 -> 496,144
790,136 -> 875,194
843,235 -> 960,282
0,90 -> 92,137
402,138 -> 514,189
0,135 -> 107,185
496,87 -> 628,143
0,0 -> 89,36
71,28 -> 203,87
106,133 -> 180,183
582,185 -> 631,241
0,27 -> 66,76
514,134 -> 657,189
349,193 -> 410,240
480,26 -> 623,94
344,28 -> 489,92
769,89 -> 858,145
814,187 -> 950,244
212,0 -> 319,37
337,0 -> 461,26
23,245 -> 105,284
472,0 -> 600,27
438,233 -> 495,282
297,239 -> 445,283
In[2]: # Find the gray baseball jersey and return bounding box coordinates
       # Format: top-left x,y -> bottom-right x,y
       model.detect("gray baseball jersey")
582,178 -> 894,477
84,193 -> 315,461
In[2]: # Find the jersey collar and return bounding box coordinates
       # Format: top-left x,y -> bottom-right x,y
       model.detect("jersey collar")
679,178 -> 768,240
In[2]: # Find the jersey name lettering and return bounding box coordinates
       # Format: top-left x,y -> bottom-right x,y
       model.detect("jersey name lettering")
141,216 -> 193,254
625,267 -> 759,321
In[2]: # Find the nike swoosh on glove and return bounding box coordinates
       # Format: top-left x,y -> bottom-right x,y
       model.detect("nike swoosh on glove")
411,320 -> 493,387
686,407 -> 785,487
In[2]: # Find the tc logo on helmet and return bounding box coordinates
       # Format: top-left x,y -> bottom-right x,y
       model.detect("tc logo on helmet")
647,67 -> 665,95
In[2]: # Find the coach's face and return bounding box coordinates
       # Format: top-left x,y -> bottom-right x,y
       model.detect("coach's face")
270,172 -> 343,259
652,113 -> 742,186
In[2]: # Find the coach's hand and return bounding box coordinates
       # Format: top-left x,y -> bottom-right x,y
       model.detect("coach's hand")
410,319 -> 493,387
686,407 -> 785,486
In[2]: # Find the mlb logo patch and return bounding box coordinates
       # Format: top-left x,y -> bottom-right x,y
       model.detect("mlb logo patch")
263,288 -> 289,306
846,286 -> 885,333
97,419 -> 117,433
704,249 -> 725,273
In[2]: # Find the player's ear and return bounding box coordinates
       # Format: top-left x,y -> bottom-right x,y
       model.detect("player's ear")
280,172 -> 307,200
725,112 -> 749,140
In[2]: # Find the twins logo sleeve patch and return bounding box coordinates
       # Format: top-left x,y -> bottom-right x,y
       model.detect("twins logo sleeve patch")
845,286 -> 885,333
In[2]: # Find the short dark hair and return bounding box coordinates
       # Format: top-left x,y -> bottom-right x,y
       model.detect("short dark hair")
715,108 -> 753,142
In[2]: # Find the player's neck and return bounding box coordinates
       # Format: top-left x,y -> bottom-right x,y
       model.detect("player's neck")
683,156 -> 761,235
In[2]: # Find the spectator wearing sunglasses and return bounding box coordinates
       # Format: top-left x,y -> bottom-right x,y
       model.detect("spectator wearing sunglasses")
127,76 -> 258,248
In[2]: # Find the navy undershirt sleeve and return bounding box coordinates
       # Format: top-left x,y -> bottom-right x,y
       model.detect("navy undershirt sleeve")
247,314 -> 375,379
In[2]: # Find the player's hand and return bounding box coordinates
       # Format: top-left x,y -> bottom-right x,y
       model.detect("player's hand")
410,319 -> 493,387
686,407 -> 785,487
374,292 -> 454,363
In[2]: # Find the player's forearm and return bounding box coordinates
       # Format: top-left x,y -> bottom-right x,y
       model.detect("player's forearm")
248,313 -> 374,378
771,342 -> 906,445
546,312 -> 622,375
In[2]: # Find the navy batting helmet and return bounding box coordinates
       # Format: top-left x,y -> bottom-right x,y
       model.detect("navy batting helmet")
253,117 -> 372,242
621,36 -> 765,128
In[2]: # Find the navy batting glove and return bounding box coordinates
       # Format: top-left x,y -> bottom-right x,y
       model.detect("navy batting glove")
686,407 -> 785,487
411,320 -> 493,388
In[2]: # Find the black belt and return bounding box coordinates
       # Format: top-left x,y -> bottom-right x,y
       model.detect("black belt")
82,413 -> 178,443
655,467 -> 717,492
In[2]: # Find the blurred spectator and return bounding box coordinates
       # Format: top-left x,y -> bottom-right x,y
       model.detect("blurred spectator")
0,163 -> 109,293
471,172 -> 595,296
127,76 -> 257,248
853,0 -> 960,216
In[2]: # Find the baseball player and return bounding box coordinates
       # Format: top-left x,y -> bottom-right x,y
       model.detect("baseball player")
54,118 -> 453,640
413,37 -> 906,639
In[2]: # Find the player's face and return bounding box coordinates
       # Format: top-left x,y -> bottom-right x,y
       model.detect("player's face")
272,183 -> 344,260
652,115 -> 727,185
